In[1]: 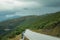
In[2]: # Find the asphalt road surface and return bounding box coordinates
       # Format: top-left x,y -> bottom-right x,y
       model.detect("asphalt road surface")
24,29 -> 60,40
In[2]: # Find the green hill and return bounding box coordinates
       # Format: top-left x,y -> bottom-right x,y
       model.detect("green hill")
0,12 -> 60,40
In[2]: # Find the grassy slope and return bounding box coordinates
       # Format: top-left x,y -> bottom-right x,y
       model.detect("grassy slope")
0,12 -> 60,40
9,34 -> 21,40
17,12 -> 60,37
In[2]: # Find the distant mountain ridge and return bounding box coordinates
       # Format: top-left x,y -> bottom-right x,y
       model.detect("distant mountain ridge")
0,12 -> 60,40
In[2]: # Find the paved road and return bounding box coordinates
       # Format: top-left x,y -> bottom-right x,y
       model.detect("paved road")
24,29 -> 60,40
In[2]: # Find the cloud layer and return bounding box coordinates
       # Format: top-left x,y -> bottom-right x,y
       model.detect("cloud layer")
0,0 -> 60,11
0,0 -> 40,11
0,0 -> 60,21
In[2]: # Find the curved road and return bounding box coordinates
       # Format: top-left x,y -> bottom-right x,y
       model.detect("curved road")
23,29 -> 60,40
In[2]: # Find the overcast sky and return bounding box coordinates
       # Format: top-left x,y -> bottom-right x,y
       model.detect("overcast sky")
0,0 -> 60,21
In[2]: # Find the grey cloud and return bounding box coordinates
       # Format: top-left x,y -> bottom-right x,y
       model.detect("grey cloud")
44,0 -> 60,7
18,0 -> 60,7
38,0 -> 60,7
0,0 -> 60,21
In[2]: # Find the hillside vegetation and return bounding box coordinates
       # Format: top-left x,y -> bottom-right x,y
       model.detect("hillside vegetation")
0,12 -> 60,40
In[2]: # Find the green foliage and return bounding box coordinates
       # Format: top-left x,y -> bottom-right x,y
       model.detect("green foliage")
0,12 -> 60,40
